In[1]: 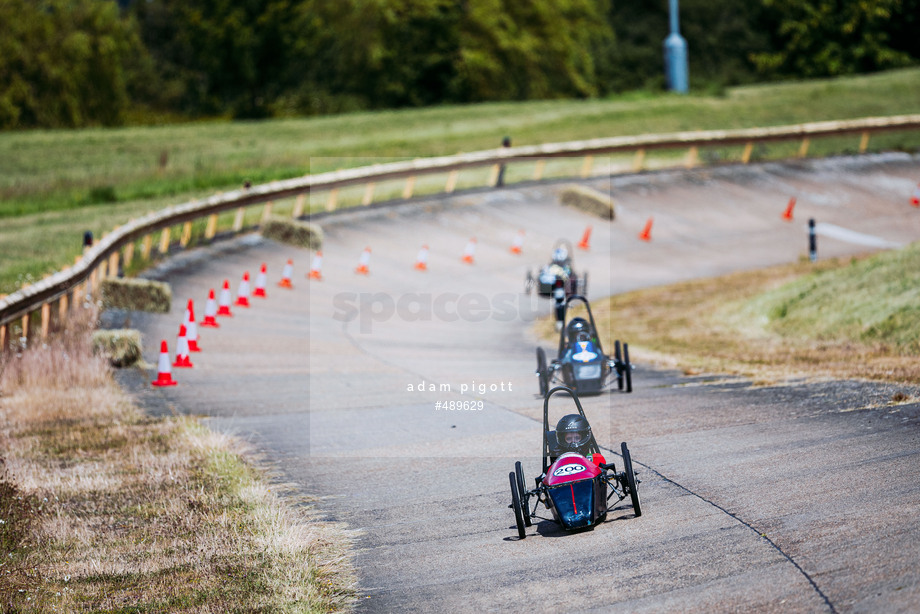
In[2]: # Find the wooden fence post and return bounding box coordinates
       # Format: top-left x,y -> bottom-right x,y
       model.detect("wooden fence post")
487,164 -> 500,187
685,146 -> 699,169
362,183 -> 375,206
741,142 -> 754,164
292,194 -> 305,218
232,208 -> 245,232
533,160 -> 546,181
580,155 -> 594,178
108,251 -> 119,277
141,234 -> 153,260
859,131 -> 870,153
1,323 -> 7,352
326,189 -> 338,212
261,201 -> 273,224
159,227 -> 171,254
632,149 -> 646,172
41,303 -> 50,341
21,313 -> 29,346
123,242 -> 134,269
205,214 -> 218,239
402,177 -> 416,199
445,171 -> 459,193
798,138 -> 810,158
180,221 -> 193,247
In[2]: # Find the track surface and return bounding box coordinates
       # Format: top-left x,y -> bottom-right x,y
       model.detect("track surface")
129,154 -> 920,612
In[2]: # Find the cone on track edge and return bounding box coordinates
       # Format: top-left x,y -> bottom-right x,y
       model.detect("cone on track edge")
201,289 -> 220,327
639,218 -> 653,242
578,226 -> 592,250
782,197 -> 796,221
173,324 -> 193,368
309,252 -> 324,280
510,230 -> 525,255
355,247 -> 371,275
217,280 -> 233,317
151,340 -> 178,387
461,238 -> 477,264
185,300 -> 201,352
253,263 -> 268,298
911,183 -> 920,207
235,272 -> 251,307
415,245 -> 429,271
279,259 -> 294,288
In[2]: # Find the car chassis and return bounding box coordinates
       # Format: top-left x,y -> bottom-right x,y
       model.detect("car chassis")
508,386 -> 641,539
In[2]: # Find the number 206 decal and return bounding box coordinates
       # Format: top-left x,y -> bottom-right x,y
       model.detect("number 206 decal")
553,464 -> 585,477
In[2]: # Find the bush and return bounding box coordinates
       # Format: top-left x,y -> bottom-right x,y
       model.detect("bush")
100,278 -> 172,313
91,329 -> 142,367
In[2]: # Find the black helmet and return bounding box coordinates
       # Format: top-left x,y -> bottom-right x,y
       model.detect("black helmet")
555,414 -> 592,453
566,317 -> 590,343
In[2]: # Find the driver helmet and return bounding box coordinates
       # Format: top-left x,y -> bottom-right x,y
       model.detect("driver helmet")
552,247 -> 569,264
566,317 -> 590,343
556,414 -> 592,453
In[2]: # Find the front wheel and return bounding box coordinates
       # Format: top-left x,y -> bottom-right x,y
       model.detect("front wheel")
621,442 -> 641,517
509,472 -> 526,539
515,461 -> 531,527
536,347 -> 548,396
623,343 -> 632,393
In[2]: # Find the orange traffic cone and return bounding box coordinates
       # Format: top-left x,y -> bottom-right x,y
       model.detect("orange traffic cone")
782,197 -> 796,221
151,340 -> 178,387
461,238 -> 477,264
173,324 -> 193,368
578,226 -> 592,250
638,218 -> 653,242
415,245 -> 429,271
911,183 -> 920,207
308,252 -> 323,280
217,280 -> 233,317
278,259 -> 294,288
510,230 -> 525,255
201,289 -> 220,327
235,272 -> 251,307
185,300 -> 200,352
253,263 -> 268,298
355,247 -> 372,274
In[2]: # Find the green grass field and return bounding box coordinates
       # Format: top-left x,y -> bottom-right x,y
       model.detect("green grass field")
2,68 -> 920,294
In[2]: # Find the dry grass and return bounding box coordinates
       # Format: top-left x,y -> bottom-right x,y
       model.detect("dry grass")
0,314 -> 355,612
539,256 -> 920,387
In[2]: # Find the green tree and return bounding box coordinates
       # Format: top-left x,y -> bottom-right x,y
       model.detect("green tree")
0,0 -> 145,128
752,0 -> 914,77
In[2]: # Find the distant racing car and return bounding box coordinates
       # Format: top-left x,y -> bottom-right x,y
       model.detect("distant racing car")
507,385 -> 641,539
535,295 -> 632,396
525,239 -> 587,299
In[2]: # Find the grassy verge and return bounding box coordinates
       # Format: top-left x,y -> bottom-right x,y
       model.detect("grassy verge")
3,68 -> 920,293
540,243 -> 920,387
0,314 -> 355,612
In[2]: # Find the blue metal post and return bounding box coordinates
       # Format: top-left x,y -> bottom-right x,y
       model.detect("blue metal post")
663,0 -> 689,93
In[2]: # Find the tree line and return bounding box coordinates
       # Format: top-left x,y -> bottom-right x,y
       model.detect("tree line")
1,0 -> 917,129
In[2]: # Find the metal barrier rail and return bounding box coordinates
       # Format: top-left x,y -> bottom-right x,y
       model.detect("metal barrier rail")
2,113 -> 919,348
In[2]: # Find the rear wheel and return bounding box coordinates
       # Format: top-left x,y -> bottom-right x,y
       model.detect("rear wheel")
515,461 -> 531,527
614,340 -> 624,390
621,442 -> 641,517
623,343 -> 632,393
509,472 -> 526,538
580,271 -> 589,296
536,347 -> 548,396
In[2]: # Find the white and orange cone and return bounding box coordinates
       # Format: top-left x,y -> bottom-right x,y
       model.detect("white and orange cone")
217,280 -> 233,317
173,324 -> 193,368
782,197 -> 796,221
461,238 -> 477,264
638,217 -> 653,242
355,247 -> 372,275
253,263 -> 268,298
510,230 -> 525,255
414,245 -> 429,271
151,340 -> 178,387
278,259 -> 294,288
201,289 -> 220,327
578,226 -> 592,250
235,272 -> 251,307
911,183 -> 920,207
308,252 -> 323,280
185,300 -> 201,352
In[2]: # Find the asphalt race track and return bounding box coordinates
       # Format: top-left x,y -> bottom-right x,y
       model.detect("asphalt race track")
126,154 -> 920,613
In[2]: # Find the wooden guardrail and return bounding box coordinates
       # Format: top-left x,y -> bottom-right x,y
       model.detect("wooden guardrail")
2,114 -> 919,349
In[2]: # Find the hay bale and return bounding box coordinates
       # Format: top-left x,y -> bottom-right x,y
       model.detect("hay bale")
92,329 -> 142,367
261,216 -> 323,250
100,278 -> 172,313
559,184 -> 616,220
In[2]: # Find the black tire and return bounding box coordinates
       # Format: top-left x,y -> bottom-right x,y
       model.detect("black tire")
515,461 -> 531,527
623,343 -> 632,393
536,347 -> 548,396
621,442 -> 641,517
509,472 -> 526,538
614,340 -> 624,391
524,270 -> 534,294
